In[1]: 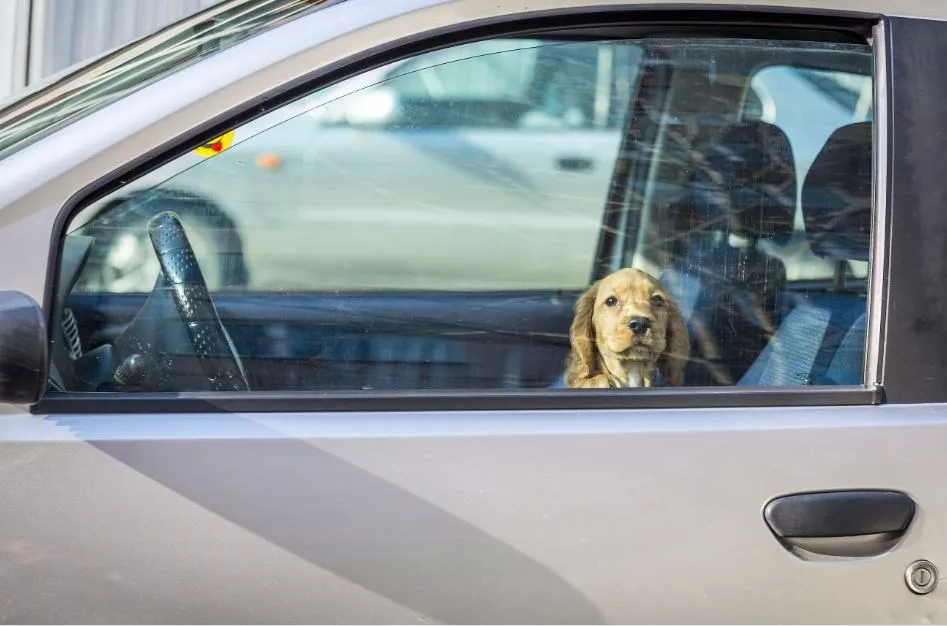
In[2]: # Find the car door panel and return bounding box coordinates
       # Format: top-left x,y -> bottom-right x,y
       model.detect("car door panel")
2,406 -> 946,623
4,1 -> 947,624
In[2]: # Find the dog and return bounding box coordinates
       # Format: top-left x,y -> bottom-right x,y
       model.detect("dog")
564,268 -> 689,388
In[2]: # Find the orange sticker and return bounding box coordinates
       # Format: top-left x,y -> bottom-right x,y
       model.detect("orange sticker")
193,130 -> 235,157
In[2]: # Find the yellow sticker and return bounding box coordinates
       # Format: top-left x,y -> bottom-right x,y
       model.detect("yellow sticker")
193,130 -> 235,157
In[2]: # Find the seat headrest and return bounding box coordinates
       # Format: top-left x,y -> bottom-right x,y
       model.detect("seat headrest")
688,120 -> 798,243
801,122 -> 873,262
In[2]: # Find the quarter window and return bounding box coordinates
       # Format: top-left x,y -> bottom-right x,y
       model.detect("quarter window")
51,32 -> 874,394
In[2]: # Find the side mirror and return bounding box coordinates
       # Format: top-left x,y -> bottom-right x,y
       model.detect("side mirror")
0,291 -> 47,404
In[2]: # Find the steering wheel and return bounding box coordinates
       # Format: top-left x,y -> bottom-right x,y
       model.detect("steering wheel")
147,211 -> 250,391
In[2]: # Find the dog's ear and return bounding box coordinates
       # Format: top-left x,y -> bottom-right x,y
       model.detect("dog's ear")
658,296 -> 689,386
565,280 -> 600,387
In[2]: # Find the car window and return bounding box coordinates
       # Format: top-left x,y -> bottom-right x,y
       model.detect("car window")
616,39 -> 872,387
390,40 -> 542,100
69,38 -> 642,293
747,65 -> 873,282
52,33 -> 874,395
363,40 -> 637,131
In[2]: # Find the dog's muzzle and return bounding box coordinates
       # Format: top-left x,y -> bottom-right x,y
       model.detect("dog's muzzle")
628,316 -> 652,336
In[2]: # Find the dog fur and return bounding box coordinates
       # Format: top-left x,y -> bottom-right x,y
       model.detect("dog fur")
565,268 -> 689,388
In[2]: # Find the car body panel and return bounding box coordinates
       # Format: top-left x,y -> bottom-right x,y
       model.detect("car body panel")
2,405 -> 947,623
1,0 -> 946,623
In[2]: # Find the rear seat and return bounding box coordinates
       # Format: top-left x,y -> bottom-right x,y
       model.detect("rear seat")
739,122 -> 872,386
661,120 -> 797,386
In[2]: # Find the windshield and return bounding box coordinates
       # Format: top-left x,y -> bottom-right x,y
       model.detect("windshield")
0,0 -> 341,161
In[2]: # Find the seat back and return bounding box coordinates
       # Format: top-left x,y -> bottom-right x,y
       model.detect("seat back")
661,120 -> 797,385
739,121 -> 872,386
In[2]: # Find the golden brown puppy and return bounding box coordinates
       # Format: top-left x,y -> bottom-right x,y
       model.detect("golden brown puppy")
565,268 -> 689,388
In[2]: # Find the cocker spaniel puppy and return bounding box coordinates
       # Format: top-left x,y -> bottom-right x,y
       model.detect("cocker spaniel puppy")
565,268 -> 689,388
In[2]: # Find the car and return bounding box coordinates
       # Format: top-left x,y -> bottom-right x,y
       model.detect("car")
0,0 -> 944,622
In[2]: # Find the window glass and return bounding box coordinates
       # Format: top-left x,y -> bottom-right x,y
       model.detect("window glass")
746,65 -> 872,282
53,34 -> 874,395
70,38 -> 642,293
389,40 -> 541,101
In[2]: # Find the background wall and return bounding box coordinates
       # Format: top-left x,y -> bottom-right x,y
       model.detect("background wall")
0,0 -> 223,100
0,0 -> 29,99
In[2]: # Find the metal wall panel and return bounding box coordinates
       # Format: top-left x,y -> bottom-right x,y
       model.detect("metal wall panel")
25,0 -> 224,85
0,0 -> 30,99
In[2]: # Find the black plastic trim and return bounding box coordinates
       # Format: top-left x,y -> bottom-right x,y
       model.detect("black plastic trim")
879,17 -> 947,403
39,7 -> 881,414
764,489 -> 915,538
0,291 -> 49,405
34,385 -> 880,415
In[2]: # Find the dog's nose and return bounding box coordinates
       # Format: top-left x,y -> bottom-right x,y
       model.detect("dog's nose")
628,316 -> 652,335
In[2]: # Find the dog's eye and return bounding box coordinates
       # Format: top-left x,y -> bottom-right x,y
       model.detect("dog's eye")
650,294 -> 666,307
604,296 -> 619,308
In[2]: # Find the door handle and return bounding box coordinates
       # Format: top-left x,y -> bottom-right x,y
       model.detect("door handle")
763,490 -> 916,559
556,156 -> 594,172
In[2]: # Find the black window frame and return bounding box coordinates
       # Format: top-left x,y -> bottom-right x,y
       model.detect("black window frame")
36,8 -> 886,415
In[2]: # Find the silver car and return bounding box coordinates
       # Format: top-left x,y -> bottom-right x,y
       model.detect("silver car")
0,0 -> 943,622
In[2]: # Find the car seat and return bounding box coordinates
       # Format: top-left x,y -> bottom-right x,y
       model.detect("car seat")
738,121 -> 872,386
661,120 -> 798,386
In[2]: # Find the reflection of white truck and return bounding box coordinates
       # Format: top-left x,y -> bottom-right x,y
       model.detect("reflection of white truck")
76,38 -> 870,293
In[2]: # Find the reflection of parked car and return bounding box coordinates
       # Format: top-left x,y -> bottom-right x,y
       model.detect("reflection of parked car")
77,187 -> 250,292
0,0 -> 943,623
75,37 -> 868,293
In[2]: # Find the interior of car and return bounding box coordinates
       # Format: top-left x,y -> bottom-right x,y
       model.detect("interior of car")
47,26 -> 874,394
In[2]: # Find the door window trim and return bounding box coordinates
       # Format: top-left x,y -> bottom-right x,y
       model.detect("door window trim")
865,19 -> 888,395
36,9 -> 885,415
36,385 -> 880,415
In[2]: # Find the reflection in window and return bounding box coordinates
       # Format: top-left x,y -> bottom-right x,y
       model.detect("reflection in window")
53,35 -> 875,396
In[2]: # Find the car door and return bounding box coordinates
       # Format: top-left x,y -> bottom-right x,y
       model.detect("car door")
3,1 -> 947,624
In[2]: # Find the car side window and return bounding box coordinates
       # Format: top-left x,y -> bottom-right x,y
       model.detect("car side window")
345,39 -> 638,131
747,65 -> 872,283
51,33 -> 874,395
